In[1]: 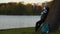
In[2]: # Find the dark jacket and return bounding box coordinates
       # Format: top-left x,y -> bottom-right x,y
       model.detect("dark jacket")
41,5 -> 49,20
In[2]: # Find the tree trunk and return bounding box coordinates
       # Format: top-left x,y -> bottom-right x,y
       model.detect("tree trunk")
45,0 -> 60,32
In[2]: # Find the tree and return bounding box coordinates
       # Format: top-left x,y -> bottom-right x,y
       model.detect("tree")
45,0 -> 60,32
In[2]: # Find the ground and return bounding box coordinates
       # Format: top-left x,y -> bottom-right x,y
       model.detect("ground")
0,27 -> 60,34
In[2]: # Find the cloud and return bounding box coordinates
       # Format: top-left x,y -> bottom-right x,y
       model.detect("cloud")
0,0 -> 53,3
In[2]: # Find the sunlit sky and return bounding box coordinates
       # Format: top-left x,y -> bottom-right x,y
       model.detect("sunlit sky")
0,0 -> 53,4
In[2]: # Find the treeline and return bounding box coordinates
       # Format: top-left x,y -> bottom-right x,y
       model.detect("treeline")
0,1 -> 53,15
0,2 -> 42,15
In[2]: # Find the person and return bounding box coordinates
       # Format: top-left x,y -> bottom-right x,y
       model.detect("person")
34,3 -> 49,32
41,22 -> 49,34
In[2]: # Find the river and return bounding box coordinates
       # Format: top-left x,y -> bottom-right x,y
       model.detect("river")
0,15 -> 41,29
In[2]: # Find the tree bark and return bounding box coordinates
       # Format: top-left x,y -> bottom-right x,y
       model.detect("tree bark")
45,0 -> 60,32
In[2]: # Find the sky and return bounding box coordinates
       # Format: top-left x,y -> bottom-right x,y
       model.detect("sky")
0,0 -> 53,4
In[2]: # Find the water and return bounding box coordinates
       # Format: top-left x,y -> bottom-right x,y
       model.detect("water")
0,15 -> 41,29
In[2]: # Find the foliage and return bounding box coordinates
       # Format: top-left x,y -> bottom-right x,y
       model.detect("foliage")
0,2 -> 42,15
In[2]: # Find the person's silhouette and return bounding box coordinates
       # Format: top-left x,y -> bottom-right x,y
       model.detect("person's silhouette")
35,3 -> 49,32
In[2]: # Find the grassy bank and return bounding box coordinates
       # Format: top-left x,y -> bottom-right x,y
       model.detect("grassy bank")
0,27 -> 60,34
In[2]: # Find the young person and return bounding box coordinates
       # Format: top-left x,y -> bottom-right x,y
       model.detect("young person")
35,3 -> 49,32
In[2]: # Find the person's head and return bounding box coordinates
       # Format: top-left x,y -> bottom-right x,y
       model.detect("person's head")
43,3 -> 49,11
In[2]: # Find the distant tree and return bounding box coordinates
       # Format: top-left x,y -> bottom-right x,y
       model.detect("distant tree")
0,2 -> 42,15
25,4 -> 33,15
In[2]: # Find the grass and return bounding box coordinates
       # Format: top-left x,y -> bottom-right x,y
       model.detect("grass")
0,27 -> 60,34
